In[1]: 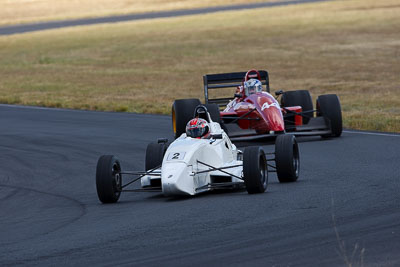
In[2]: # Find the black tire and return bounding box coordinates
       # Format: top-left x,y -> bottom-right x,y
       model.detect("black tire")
316,94 -> 342,137
145,142 -> 169,171
243,146 -> 268,194
96,155 -> 122,203
275,134 -> 300,183
281,90 -> 313,124
203,104 -> 221,123
172,98 -> 201,139
204,103 -> 228,134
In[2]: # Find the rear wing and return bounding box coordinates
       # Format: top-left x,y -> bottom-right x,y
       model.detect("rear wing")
203,70 -> 270,106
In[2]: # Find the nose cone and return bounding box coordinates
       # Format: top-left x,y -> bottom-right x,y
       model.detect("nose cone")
162,162 -> 194,196
257,95 -> 285,132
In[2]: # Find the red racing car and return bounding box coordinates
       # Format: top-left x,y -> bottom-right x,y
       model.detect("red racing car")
172,69 -> 342,141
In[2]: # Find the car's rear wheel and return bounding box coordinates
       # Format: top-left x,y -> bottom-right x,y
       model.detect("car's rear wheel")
202,104 -> 220,123
96,155 -> 122,203
243,146 -> 268,194
275,134 -> 300,183
316,94 -> 342,137
281,90 -> 313,124
145,142 -> 169,171
172,99 -> 201,138
204,103 -> 228,134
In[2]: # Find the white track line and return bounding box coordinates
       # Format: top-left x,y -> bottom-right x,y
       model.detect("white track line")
343,130 -> 400,137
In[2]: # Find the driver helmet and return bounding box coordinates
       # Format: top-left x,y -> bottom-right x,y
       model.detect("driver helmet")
186,118 -> 210,139
244,79 -> 263,96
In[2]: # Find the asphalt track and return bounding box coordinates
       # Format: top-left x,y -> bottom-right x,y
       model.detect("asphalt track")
0,104 -> 399,266
0,0 -> 331,35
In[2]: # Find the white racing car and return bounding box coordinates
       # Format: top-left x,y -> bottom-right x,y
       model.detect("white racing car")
96,105 -> 300,203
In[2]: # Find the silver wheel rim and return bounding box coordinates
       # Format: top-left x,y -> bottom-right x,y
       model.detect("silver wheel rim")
293,143 -> 299,177
260,156 -> 267,188
112,164 -> 121,194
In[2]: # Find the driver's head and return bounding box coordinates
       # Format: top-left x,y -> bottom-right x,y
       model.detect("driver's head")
186,118 -> 210,139
244,79 -> 263,96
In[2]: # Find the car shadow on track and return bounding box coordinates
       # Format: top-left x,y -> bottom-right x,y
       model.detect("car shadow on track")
118,183 -> 303,204
110,178 -> 308,205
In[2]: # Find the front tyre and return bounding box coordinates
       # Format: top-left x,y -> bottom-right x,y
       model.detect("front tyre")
243,146 -> 268,194
275,134 -> 300,183
96,155 -> 122,203
145,142 -> 169,170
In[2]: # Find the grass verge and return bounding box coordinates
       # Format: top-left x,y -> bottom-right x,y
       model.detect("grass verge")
0,0 -> 399,132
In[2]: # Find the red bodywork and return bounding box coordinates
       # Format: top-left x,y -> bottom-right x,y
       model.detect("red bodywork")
221,93 -> 286,134
220,69 -> 303,134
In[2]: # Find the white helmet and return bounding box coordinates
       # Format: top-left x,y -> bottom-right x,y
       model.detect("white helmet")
244,79 -> 263,96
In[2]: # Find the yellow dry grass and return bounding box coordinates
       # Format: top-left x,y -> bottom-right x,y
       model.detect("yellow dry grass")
0,0 -> 280,25
0,0 -> 399,132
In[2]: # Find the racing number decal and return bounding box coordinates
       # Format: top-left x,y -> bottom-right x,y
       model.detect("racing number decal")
261,101 -> 280,111
167,152 -> 185,161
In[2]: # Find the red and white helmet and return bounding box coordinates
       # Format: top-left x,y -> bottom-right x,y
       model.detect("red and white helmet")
186,118 -> 210,139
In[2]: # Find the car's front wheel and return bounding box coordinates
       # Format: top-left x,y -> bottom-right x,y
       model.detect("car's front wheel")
145,142 -> 169,171
275,134 -> 300,183
243,146 -> 268,194
96,155 -> 122,203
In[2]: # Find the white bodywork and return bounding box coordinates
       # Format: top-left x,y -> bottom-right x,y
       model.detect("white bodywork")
141,122 -> 243,196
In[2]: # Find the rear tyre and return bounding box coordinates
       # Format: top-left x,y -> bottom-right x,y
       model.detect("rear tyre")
204,103 -> 228,134
96,155 -> 122,203
204,104 -> 221,123
275,134 -> 300,183
172,99 -> 201,139
243,146 -> 268,194
316,94 -> 342,137
145,142 -> 169,171
281,90 -> 313,124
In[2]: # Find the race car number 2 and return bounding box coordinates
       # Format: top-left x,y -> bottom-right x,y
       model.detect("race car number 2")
167,152 -> 186,161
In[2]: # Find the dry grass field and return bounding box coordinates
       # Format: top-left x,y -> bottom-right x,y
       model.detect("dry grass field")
0,0 -> 278,25
0,0 -> 399,132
